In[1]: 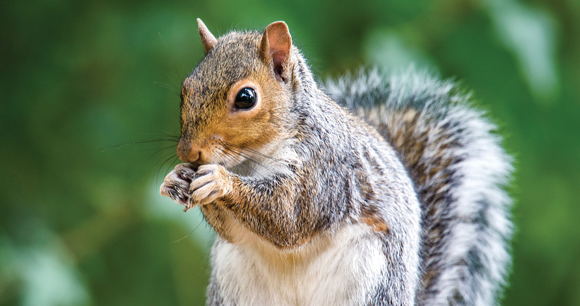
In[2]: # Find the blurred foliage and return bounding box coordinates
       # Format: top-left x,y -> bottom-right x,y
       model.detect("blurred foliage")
1,0 -> 579,305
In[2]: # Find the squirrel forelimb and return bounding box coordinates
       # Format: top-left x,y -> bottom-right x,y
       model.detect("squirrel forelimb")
161,162 -> 315,249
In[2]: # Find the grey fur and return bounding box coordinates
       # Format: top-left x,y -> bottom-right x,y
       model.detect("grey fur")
161,27 -> 513,306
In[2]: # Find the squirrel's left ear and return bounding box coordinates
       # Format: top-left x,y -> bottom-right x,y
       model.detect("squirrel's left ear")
260,21 -> 292,82
197,18 -> 217,53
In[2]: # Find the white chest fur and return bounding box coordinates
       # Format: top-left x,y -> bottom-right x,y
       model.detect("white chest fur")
211,223 -> 385,306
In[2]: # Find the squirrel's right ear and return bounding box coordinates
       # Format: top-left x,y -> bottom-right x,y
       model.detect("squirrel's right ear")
197,18 -> 217,53
260,21 -> 292,82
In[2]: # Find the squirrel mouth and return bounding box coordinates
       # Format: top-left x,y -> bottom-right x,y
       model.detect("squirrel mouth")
188,161 -> 200,172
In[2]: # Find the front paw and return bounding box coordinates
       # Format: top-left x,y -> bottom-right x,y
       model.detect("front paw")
160,163 -> 196,210
189,164 -> 233,206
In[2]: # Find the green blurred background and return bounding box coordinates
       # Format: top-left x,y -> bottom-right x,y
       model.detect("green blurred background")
1,0 -> 579,305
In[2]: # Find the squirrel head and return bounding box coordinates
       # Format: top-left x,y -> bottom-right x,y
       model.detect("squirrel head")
177,19 -> 296,169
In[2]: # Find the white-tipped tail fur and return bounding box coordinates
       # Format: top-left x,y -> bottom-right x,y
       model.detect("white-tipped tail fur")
325,69 -> 513,306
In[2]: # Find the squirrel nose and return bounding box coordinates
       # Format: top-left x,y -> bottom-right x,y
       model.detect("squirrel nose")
177,142 -> 201,164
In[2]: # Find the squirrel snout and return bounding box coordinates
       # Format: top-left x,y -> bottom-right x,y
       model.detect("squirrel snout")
177,142 -> 201,164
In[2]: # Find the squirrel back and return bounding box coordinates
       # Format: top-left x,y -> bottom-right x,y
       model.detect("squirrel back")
326,70 -> 513,305
160,20 -> 513,306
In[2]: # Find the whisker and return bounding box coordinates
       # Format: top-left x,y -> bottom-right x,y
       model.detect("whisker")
158,32 -> 183,86
100,138 -> 179,152
221,148 -> 266,176
138,127 -> 180,140
154,81 -> 176,91
239,147 -> 283,162
146,144 -> 178,164
154,81 -> 180,97
155,132 -> 180,139
222,148 -> 273,172
165,156 -> 180,178
220,145 -> 275,177
171,217 -> 206,243
218,140 -> 286,165
220,142 -> 272,165
156,154 -> 178,182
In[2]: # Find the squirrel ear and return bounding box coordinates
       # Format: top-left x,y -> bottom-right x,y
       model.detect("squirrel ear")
197,18 -> 217,53
260,21 -> 292,82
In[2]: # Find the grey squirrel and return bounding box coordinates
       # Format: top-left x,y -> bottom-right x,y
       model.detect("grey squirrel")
159,19 -> 513,305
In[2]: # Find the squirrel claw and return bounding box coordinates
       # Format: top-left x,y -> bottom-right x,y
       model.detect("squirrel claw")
189,164 -> 232,205
161,163 -> 195,208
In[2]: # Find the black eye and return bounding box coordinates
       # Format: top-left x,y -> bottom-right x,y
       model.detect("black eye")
234,88 -> 256,110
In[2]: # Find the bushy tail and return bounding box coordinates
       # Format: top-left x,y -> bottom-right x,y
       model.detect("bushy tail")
325,69 -> 513,306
